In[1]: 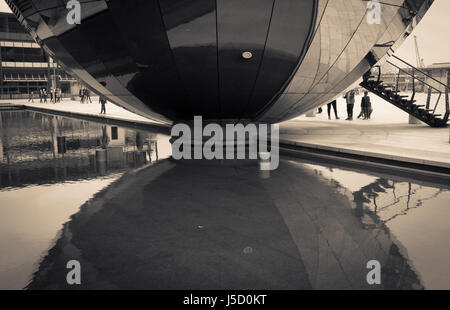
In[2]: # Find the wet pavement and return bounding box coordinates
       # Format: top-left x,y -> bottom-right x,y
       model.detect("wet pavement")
1,110 -> 450,290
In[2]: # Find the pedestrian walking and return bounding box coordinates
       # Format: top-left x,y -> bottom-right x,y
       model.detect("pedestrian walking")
28,90 -> 34,102
362,91 -> 372,119
344,90 -> 355,120
57,88 -> 62,102
84,88 -> 92,103
357,92 -> 366,119
99,95 -> 107,114
42,88 -> 47,103
327,100 -> 339,120
79,88 -> 84,104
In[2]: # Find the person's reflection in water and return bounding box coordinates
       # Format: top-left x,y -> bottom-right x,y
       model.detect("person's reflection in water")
96,126 -> 110,175
100,126 -> 110,149
136,132 -> 144,151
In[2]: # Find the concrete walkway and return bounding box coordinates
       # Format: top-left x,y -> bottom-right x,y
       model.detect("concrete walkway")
280,120 -> 450,169
2,98 -> 162,126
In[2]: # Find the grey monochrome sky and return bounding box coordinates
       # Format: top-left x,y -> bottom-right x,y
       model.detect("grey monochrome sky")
0,0 -> 448,66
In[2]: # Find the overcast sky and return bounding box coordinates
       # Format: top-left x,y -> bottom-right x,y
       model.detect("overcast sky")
0,1 -> 9,13
0,0 -> 448,66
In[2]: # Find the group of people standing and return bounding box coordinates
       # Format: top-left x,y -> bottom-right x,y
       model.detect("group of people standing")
80,87 -> 107,114
28,88 -> 62,103
79,88 -> 92,104
27,85 -> 107,114
318,89 -> 373,121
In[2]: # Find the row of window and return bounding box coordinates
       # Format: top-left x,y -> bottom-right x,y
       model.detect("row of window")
1,61 -> 57,68
2,73 -> 75,81
0,41 -> 40,48
1,45 -> 47,63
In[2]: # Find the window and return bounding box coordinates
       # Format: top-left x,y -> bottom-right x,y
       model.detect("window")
111,127 -> 118,140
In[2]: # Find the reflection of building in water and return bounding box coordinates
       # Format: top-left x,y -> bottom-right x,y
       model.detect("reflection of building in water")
0,111 -> 167,188
96,125 -> 160,173
292,163 -> 444,288
353,178 -> 446,224
24,159 -> 424,290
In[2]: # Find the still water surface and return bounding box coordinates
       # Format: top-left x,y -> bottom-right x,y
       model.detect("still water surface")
0,111 -> 449,289
0,111 -> 171,289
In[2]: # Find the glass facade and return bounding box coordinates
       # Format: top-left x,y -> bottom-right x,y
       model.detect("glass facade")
0,12 -> 76,99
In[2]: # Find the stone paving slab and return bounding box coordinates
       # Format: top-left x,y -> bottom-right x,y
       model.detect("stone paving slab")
280,120 -> 450,170
3,98 -> 162,126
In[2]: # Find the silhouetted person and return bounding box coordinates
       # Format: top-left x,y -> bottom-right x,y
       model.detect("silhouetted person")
327,100 -> 339,120
79,88 -> 84,103
28,91 -> 34,102
361,91 -> 372,119
344,90 -> 355,120
84,88 -> 92,103
99,95 -> 107,114
56,88 -> 62,102
42,88 -> 47,103
100,125 -> 110,149
357,91 -> 366,119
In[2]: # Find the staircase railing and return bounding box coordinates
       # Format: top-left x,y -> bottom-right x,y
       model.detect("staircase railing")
362,54 -> 449,127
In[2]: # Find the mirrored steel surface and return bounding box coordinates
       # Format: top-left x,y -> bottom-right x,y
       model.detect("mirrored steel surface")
3,0 -> 434,123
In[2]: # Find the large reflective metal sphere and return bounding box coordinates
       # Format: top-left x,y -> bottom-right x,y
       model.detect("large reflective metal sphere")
6,0 -> 433,124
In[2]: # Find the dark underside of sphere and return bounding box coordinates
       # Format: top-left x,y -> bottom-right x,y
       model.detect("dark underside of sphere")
6,0 -> 432,124
7,0 -> 317,122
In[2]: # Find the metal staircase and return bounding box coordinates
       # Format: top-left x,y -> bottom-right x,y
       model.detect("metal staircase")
360,54 -> 449,128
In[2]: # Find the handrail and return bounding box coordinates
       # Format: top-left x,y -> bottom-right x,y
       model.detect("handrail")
444,89 -> 449,124
363,54 -> 449,127
389,62 -> 443,115
395,70 -> 401,92
391,54 -> 450,91
386,60 -> 442,94
434,92 -> 441,114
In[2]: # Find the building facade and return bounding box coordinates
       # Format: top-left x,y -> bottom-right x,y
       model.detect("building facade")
0,12 -> 77,99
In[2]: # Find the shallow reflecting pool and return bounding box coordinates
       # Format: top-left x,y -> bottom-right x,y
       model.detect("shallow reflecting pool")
0,111 -> 171,289
1,111 -> 449,290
